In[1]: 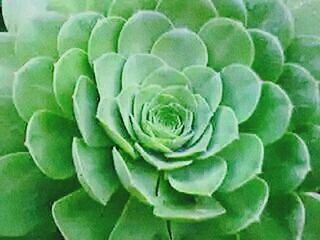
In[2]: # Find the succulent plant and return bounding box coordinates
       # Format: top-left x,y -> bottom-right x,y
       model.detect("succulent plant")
0,0 -> 319,239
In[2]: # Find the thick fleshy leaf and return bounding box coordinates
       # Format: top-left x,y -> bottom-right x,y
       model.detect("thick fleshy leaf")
212,0 -> 247,24
245,0 -> 295,48
72,138 -> 120,205
184,66 -> 222,112
151,28 -> 208,70
53,189 -> 128,240
108,0 -> 158,19
57,12 -> 102,55
241,194 -> 305,240
93,53 -> 126,99
200,106 -> 239,159
122,54 -> 165,89
286,36 -> 320,80
218,133 -> 263,192
156,0 -> 217,31
16,12 -> 66,63
278,63 -> 319,128
287,0 -> 320,37
88,17 -> 126,63
53,48 -> 93,119
118,11 -> 173,57
0,153 -> 76,237
2,0 -> 48,33
241,82 -> 293,145
301,192 -> 320,240
297,125 -> 320,191
220,64 -> 261,123
109,198 -> 170,240
249,29 -> 284,82
97,98 -> 136,159
0,33 -> 15,59
13,57 -> 61,122
112,148 -> 158,205
154,180 -> 226,222
135,143 -> 193,171
263,133 -> 311,194
25,110 -> 78,179
199,17 -> 254,71
73,76 -> 111,147
167,156 -> 227,196
0,65 -> 26,155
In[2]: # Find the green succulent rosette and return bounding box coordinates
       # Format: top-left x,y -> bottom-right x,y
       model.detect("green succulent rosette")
0,0 -> 320,239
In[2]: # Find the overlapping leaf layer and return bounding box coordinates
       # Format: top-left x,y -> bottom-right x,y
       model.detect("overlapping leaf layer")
0,0 -> 319,239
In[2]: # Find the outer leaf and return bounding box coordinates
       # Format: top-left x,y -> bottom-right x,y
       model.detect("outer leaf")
262,133 -> 311,194
109,198 -> 170,240
57,12 -> 102,55
241,194 -> 305,240
241,82 -> 293,145
72,138 -> 120,205
25,110 -> 78,179
53,189 -> 128,240
199,17 -> 254,71
112,148 -> 158,205
220,64 -> 262,123
73,76 -> 111,147
53,48 -> 93,119
151,28 -> 208,70
13,57 -> 62,122
218,133 -> 264,192
301,192 -> 320,240
167,156 -> 227,196
0,153 -> 76,237
212,0 -> 247,24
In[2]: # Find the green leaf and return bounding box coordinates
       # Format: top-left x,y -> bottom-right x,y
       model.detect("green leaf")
88,17 -> 126,63
0,153 -> 76,237
220,64 -> 262,123
109,198 -> 170,240
122,54 -> 165,89
286,0 -> 320,37
72,138 -> 120,205
218,133 -> 263,192
200,106 -> 239,159
212,0 -> 247,24
73,76 -> 111,147
57,12 -> 102,56
53,48 -> 93,119
297,125 -> 320,191
118,11 -> 173,57
108,0 -> 158,19
245,0 -> 295,48
199,17 -> 254,71
301,192 -> 320,240
286,36 -> 320,80
25,110 -> 78,179
135,143 -> 193,171
249,29 -> 284,82
184,66 -> 222,112
241,194 -> 305,240
0,33 -> 15,59
154,179 -> 226,222
93,53 -> 126,99
2,0 -> 49,33
262,133 -> 311,194
157,0 -> 217,32
151,28 -> 208,70
277,63 -> 319,128
97,98 -> 137,159
241,82 -> 293,145
112,147 -> 158,205
167,156 -> 227,196
53,189 -> 128,240
16,12 -> 66,63
13,57 -> 62,122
